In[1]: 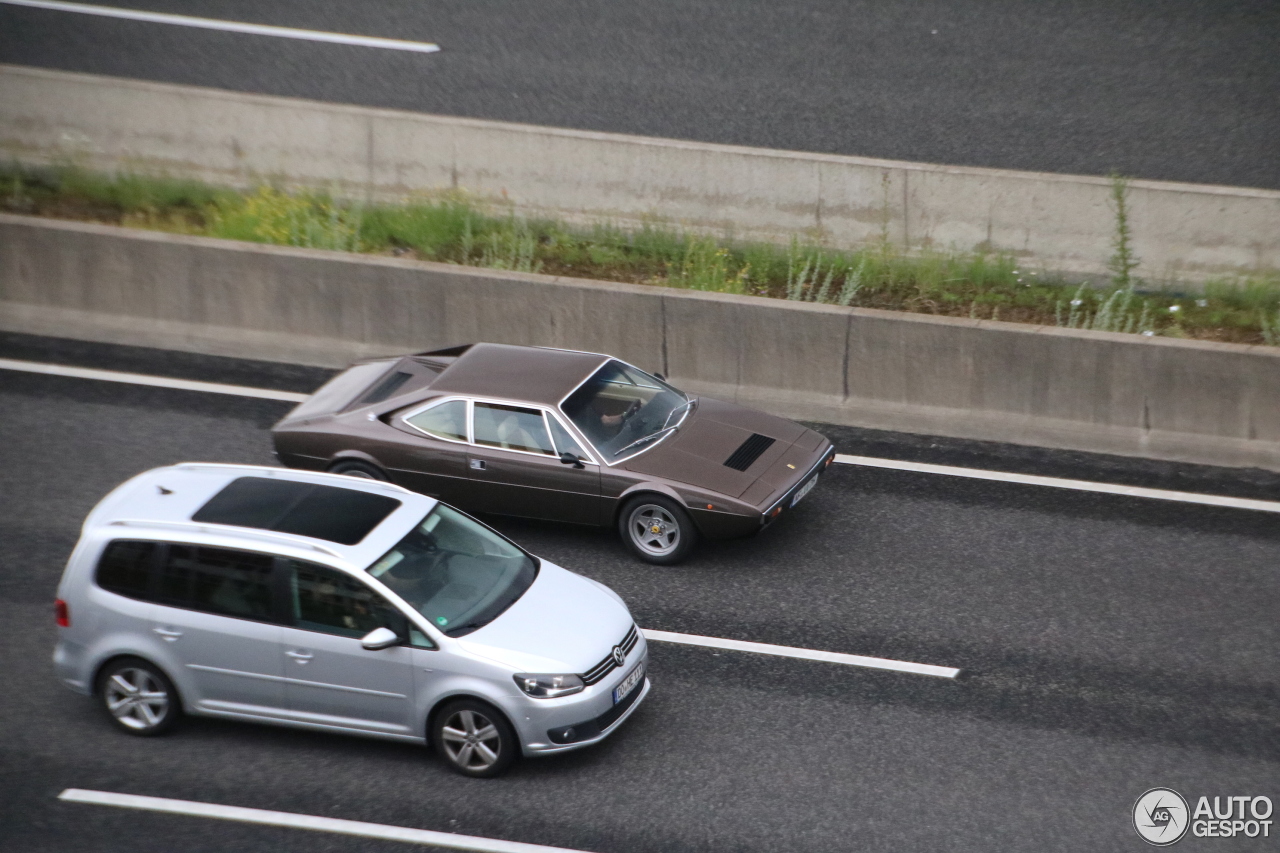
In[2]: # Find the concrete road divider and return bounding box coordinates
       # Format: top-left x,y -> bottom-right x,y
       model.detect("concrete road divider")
2,214 -> 1277,472
1,64 -> 1277,284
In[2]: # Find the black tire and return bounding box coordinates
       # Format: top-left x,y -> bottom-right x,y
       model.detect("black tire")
432,699 -> 518,778
96,657 -> 181,737
618,494 -> 698,565
327,459 -> 388,481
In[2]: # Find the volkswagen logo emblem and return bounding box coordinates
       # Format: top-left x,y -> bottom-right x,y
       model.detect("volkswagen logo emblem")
611,645 -> 626,667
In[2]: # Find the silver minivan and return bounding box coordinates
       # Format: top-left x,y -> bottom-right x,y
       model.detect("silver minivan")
53,463 -> 650,777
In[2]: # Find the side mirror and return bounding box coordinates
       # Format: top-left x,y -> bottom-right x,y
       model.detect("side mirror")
559,451 -> 586,469
361,626 -> 401,651
654,371 -> 666,381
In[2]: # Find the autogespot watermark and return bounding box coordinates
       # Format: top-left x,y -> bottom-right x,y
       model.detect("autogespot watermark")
1132,788 -> 1274,845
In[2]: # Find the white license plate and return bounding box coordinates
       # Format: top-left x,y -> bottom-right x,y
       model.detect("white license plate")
612,662 -> 644,705
790,474 -> 819,507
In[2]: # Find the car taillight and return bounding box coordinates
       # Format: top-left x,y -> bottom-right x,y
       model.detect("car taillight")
55,599 -> 70,628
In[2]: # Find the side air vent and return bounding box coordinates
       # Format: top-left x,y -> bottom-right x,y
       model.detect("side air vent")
724,433 -> 776,471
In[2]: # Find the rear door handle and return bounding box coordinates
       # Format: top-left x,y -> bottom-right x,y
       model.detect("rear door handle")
469,459 -> 486,470
285,649 -> 313,664
153,627 -> 183,642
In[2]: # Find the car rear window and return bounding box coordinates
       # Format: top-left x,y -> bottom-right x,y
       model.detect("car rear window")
192,477 -> 401,546
95,540 -> 158,600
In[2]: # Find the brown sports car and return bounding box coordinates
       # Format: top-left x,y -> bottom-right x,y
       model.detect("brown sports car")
272,343 -> 834,564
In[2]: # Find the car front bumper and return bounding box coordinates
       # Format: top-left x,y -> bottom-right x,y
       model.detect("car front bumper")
512,648 -> 651,756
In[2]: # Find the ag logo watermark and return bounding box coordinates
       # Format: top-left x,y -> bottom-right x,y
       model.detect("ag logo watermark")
1134,789 -> 1189,846
1133,788 -> 1274,845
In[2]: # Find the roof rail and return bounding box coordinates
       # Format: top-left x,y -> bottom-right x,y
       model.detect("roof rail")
106,519 -> 343,558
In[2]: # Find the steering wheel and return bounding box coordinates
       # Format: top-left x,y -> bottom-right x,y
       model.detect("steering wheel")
621,399 -> 642,421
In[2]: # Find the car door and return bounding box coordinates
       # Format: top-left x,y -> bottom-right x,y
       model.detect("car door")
149,543 -> 289,719
467,401 -> 605,524
380,397 -> 474,506
277,559 -> 418,737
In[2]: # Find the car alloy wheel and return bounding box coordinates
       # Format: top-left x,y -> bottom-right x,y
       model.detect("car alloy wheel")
629,503 -> 681,557
434,700 -> 517,778
619,495 -> 697,565
99,659 -> 179,736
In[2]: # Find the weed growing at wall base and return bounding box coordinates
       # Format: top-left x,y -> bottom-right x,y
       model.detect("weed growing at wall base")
2,163 -> 1278,346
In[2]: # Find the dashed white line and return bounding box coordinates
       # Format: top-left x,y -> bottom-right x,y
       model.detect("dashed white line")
642,629 -> 960,678
0,0 -> 442,53
0,358 -> 308,402
834,454 -> 1280,515
58,789 -> 589,852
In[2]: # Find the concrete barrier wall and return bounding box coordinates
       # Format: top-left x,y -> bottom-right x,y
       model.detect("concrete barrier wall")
2,65 -> 1278,284
3,214 -> 1278,472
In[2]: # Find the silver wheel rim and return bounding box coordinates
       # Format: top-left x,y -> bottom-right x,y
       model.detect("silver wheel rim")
440,709 -> 502,771
336,466 -> 375,479
628,503 -> 681,557
104,667 -> 169,731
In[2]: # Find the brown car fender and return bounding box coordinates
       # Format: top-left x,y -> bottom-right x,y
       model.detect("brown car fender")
613,482 -> 688,523
325,449 -> 389,475
613,482 -> 754,539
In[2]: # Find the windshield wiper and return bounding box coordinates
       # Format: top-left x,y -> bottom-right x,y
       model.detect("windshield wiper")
662,398 -> 695,430
612,426 -> 677,458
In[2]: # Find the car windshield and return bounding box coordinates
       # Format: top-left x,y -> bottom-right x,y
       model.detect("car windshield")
561,361 -> 690,460
366,505 -> 537,637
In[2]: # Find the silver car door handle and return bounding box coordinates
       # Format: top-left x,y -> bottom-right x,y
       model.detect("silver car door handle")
153,627 -> 183,641
285,649 -> 313,663
469,459 -> 486,470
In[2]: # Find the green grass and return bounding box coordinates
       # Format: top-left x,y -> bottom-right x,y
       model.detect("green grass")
4,162 -> 1279,345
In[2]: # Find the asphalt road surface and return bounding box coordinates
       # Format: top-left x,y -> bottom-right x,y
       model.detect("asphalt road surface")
0,333 -> 1276,852
2,0 -> 1278,189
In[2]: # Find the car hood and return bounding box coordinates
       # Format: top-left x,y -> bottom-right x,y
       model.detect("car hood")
456,562 -> 634,674
619,397 -> 808,498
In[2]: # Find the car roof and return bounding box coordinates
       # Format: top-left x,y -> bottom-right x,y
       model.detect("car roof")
83,464 -> 435,572
428,343 -> 610,406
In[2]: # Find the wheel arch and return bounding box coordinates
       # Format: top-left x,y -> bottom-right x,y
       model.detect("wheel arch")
326,451 -> 389,475
424,691 -> 516,747
91,653 -> 184,706
613,484 -> 698,530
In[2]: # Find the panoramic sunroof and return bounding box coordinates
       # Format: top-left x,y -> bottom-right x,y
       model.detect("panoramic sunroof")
192,477 -> 401,546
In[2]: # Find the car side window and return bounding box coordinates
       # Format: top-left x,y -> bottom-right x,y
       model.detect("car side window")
405,399 -> 468,442
95,540 -> 158,600
473,402 -> 555,455
286,559 -> 418,642
158,544 -> 275,621
546,415 -> 590,461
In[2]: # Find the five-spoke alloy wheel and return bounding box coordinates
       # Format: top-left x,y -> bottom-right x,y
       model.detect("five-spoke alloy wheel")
97,658 -> 180,736
433,699 -> 517,778
619,495 -> 697,565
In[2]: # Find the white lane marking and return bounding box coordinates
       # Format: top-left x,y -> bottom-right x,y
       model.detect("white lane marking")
59,789 -> 591,852
5,357 -> 1274,516
0,0 -> 441,53
834,453 -> 1280,515
0,358 -> 308,402
5,358 -> 1275,514
642,629 -> 960,679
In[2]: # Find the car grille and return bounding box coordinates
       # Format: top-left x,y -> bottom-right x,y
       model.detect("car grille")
724,433 -> 776,471
581,624 -> 640,685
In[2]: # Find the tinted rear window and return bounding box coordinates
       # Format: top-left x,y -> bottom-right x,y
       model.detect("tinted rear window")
160,545 -> 276,620
95,540 -> 157,599
192,477 -> 401,546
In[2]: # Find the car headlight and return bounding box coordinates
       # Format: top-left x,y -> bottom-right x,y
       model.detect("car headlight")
513,673 -> 585,698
